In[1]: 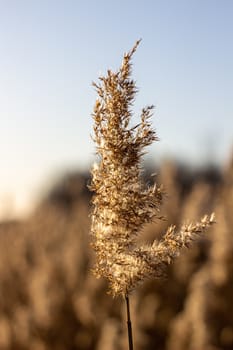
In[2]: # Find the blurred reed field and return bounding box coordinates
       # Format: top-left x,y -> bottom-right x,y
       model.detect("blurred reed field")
0,157 -> 233,350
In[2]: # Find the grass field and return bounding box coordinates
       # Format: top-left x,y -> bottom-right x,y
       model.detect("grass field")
0,159 -> 232,350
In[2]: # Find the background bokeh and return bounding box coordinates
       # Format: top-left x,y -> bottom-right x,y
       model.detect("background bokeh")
0,1 -> 233,349
0,160 -> 233,350
0,0 -> 233,218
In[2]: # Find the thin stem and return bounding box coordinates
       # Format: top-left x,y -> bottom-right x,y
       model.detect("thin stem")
125,295 -> 134,350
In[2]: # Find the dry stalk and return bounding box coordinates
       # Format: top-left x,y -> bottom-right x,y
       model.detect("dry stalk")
90,40 -> 215,350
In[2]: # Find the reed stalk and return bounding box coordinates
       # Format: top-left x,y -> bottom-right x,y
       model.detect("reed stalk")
125,295 -> 134,350
90,40 -> 215,348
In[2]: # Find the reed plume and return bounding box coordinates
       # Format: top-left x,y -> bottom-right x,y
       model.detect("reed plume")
89,42 -> 215,346
90,41 -> 214,298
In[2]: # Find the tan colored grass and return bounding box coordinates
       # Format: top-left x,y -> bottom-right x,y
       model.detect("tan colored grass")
90,41 -> 215,297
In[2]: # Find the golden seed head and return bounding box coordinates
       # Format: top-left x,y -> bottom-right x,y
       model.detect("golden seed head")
90,41 -> 215,296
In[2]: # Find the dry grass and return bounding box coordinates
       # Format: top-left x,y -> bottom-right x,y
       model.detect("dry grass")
89,42 -> 216,350
90,42 -> 214,300
0,159 -> 232,350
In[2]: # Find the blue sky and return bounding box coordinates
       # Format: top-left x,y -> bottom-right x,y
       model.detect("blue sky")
0,0 -> 232,217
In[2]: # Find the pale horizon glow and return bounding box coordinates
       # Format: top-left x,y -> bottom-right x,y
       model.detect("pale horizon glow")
0,0 -> 233,219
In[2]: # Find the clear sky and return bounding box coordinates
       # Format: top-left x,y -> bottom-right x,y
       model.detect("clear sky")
0,0 -> 232,218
